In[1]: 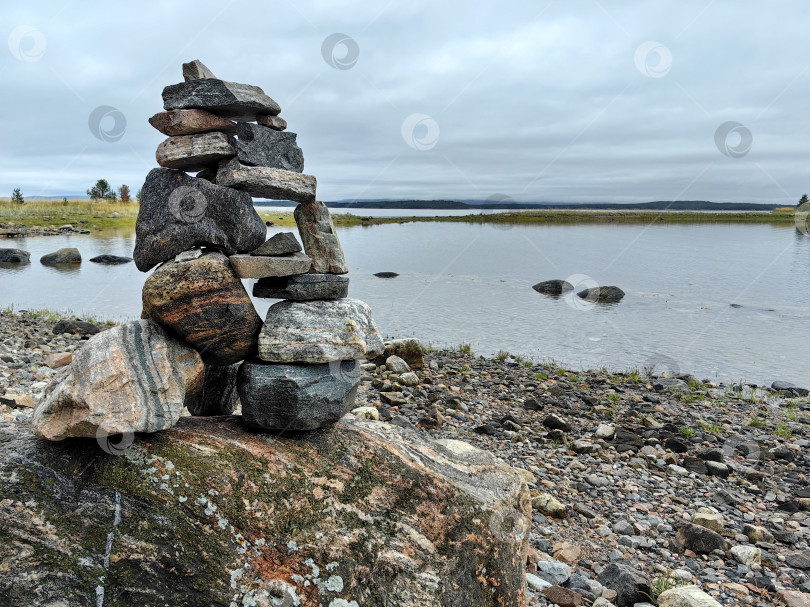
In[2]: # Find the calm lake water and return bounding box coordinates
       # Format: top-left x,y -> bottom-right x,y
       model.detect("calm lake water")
1,221 -> 808,386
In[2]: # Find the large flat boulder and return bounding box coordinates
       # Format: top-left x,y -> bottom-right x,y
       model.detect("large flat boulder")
134,168 -> 266,272
156,132 -> 235,171
259,299 -> 383,363
31,320 -> 203,440
0,248 -> 30,263
228,252 -> 312,279
0,415 -> 529,606
216,158 -> 316,203
238,360 -> 360,430
142,251 -> 263,366
235,122 -> 304,172
294,200 -> 348,274
163,79 -> 281,121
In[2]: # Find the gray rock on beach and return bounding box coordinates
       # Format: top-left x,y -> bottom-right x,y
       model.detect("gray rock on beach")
238,360 -> 361,431
40,248 -> 81,265
235,122 -> 304,172
0,248 -> 30,263
149,109 -> 237,137
228,251 -> 312,279
250,231 -> 302,256
133,168 -> 266,272
258,298 -> 383,364
32,320 -> 203,440
163,78 -> 281,122
216,157 -> 316,203
182,59 -> 216,81
156,132 -> 235,171
294,200 -> 348,274
253,273 -> 349,300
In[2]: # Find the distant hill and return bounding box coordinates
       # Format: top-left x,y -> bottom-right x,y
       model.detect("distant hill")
324,199 -> 785,211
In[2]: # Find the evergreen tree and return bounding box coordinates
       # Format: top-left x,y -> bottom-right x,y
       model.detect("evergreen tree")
799,194 -> 809,208
10,188 -> 24,204
87,179 -> 112,200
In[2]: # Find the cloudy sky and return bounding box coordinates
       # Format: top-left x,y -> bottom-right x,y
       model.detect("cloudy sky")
2,0 -> 808,203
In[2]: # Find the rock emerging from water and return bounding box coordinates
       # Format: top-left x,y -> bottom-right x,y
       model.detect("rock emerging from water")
141,251 -> 263,365
533,279 -> 573,295
0,248 -> 30,263
31,320 -> 203,440
577,285 -> 625,303
40,247 -> 81,265
89,254 -> 132,264
133,168 -> 266,272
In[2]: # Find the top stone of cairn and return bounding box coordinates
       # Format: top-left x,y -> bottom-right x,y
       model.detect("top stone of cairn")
182,59 -> 216,82
163,79 -> 281,122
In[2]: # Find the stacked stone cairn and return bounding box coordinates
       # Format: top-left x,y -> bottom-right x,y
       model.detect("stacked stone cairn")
32,60 -> 382,440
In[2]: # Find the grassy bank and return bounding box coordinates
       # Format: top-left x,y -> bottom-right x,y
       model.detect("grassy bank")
1,200 -> 801,230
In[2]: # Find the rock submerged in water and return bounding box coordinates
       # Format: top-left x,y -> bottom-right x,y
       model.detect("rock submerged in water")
532,279 -> 573,295
577,285 -> 625,303
40,247 -> 81,265
258,299 -> 383,364
0,248 -> 30,263
133,168 -> 266,272
31,320 -> 203,440
374,271 -> 399,278
1,414 -> 530,606
238,359 -> 360,431
89,254 -> 132,264
141,251 -> 263,366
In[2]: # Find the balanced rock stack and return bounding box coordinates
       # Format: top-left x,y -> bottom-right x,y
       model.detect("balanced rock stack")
32,60 -> 382,439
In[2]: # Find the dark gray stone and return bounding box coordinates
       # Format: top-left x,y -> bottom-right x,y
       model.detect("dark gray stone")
532,280 -> 573,295
163,79 -> 281,121
52,320 -> 100,336
133,168 -> 266,272
89,255 -> 132,264
772,381 -> 809,396
188,363 -> 240,416
251,232 -> 302,256
374,272 -> 399,278
0,248 -> 30,263
40,248 -> 81,265
597,563 -> 651,607
577,286 -> 625,303
253,273 -> 349,300
237,360 -> 361,431
235,123 -> 304,172
676,523 -> 727,554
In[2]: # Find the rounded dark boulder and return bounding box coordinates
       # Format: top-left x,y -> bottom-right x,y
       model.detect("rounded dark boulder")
0,248 -> 30,263
577,286 -> 625,303
40,248 -> 81,265
532,279 -> 573,296
90,254 -> 133,264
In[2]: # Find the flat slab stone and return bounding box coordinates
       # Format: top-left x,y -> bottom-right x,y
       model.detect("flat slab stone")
253,273 -> 349,300
163,79 -> 281,121
149,109 -> 236,137
89,255 -> 132,264
258,298 -> 383,363
216,158 -> 316,203
257,114 -> 287,131
250,232 -> 301,256
228,252 -> 312,279
294,201 -> 348,274
156,132 -> 235,171
238,360 -> 361,431
142,251 -> 263,366
134,168 -> 266,272
235,122 -> 304,172
31,320 -> 203,440
182,59 -> 216,81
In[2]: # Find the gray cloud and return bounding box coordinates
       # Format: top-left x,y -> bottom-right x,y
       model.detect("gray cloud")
2,0 -> 808,204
